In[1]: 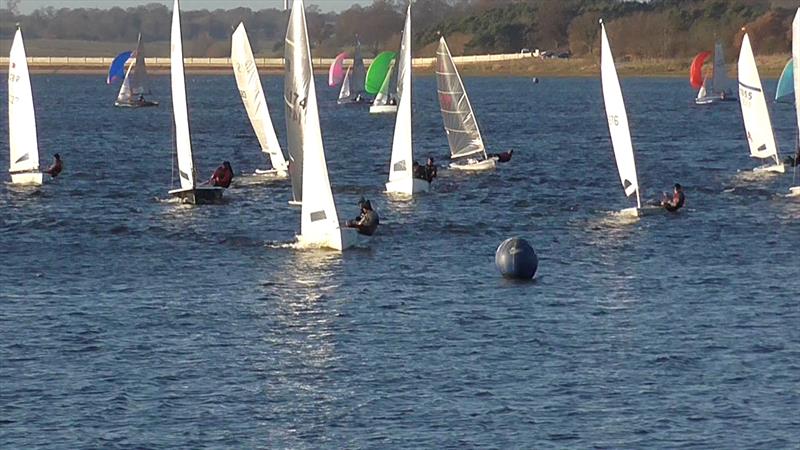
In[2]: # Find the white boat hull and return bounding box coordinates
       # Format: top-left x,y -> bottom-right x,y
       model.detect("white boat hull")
296,226 -> 359,252
385,177 -> 430,196
168,185 -> 225,204
10,171 -> 43,185
695,95 -> 736,105
253,167 -> 289,179
753,163 -> 785,174
787,186 -> 800,197
619,205 -> 668,217
449,157 -> 496,171
370,104 -> 397,114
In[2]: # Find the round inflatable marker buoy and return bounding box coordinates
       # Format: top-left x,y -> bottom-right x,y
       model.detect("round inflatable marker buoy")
495,237 -> 538,280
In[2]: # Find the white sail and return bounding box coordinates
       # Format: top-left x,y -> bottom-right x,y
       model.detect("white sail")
436,37 -> 486,160
600,21 -> 641,209
386,5 -> 420,193
696,78 -> 708,100
117,34 -> 150,104
8,27 -> 40,179
231,22 -> 288,172
337,66 -> 352,103
171,0 -> 195,189
738,33 -> 781,166
793,8 -> 800,141
286,0 -> 348,249
373,60 -> 395,107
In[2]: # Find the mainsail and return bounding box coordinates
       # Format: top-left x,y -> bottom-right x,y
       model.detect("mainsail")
600,21 -> 641,209
387,5 -> 413,187
351,38 -> 366,98
286,0 -> 342,243
171,0 -> 196,189
8,27 -> 40,176
738,33 -> 781,166
436,37 -> 486,160
117,34 -> 151,104
711,42 -> 733,95
231,22 -> 288,172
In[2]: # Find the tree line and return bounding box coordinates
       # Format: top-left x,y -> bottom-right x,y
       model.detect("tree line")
0,0 -> 795,58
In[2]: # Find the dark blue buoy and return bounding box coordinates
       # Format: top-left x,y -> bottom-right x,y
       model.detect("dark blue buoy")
495,237 -> 538,279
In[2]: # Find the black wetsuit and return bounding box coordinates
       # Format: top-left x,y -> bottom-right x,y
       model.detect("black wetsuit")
664,191 -> 685,212
423,164 -> 437,182
350,209 -> 379,236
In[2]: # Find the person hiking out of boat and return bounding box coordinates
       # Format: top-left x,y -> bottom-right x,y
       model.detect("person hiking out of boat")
661,183 -> 685,212
424,157 -> 437,183
209,161 -> 234,188
491,149 -> 514,163
412,161 -> 425,180
346,198 -> 379,236
44,153 -> 63,178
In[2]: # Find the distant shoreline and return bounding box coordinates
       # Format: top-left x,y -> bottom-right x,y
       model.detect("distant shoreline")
0,55 -> 790,78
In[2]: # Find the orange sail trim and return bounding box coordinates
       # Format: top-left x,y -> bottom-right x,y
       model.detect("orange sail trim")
690,51 -> 711,89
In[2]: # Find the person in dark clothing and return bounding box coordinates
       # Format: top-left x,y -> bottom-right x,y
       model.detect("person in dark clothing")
346,198 -> 379,236
412,161 -> 426,180
492,149 -> 513,163
209,161 -> 234,188
44,153 -> 63,178
661,183 -> 685,212
423,157 -> 437,182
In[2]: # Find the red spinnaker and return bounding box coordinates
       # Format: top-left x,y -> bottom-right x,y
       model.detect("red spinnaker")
690,51 -> 711,89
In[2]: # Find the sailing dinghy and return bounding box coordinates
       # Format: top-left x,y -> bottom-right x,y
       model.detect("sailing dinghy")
789,8 -> 800,196
8,26 -> 43,185
691,42 -> 736,105
600,20 -> 661,217
109,34 -> 158,108
167,0 -> 223,204
337,38 -> 368,104
436,37 -> 497,171
738,31 -> 785,174
368,51 -> 398,114
286,0 -> 359,251
231,22 -> 289,179
385,4 -> 428,196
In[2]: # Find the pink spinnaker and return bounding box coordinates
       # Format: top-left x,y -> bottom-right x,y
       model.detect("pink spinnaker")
329,52 -> 348,87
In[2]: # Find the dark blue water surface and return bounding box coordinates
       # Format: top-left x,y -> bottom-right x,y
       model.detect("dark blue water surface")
1,73 -> 798,448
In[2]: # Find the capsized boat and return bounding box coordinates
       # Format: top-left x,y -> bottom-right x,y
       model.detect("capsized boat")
436,36 -> 497,171
776,58 -> 794,104
109,34 -> 158,108
385,4 -> 428,196
286,0 -> 359,251
789,8 -> 800,196
231,22 -> 289,179
8,26 -> 43,185
738,31 -> 784,174
600,20 -> 662,217
337,38 -> 368,104
367,51 -> 398,114
691,42 -> 736,105
167,0 -> 223,204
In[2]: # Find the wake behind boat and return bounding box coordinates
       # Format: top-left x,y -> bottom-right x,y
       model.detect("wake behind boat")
8,25 -> 43,185
108,34 -> 158,108
231,22 -> 289,179
167,0 -> 223,204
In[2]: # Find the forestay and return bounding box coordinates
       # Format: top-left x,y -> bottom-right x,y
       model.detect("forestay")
232,23 -> 288,172
436,37 -> 486,160
170,0 -> 195,189
600,21 -> 640,208
8,27 -> 40,175
738,33 -> 781,164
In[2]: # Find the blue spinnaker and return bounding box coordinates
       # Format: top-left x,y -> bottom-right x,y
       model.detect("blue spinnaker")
775,58 -> 794,103
107,51 -> 132,84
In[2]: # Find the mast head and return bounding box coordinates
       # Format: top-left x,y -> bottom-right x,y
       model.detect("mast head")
599,18 -> 603,25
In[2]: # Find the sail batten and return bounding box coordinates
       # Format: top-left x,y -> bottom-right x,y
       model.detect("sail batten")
232,22 -> 287,172
436,37 -> 486,160
8,28 -> 40,176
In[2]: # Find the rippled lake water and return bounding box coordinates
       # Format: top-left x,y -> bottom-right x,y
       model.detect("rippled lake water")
1,74 -> 798,448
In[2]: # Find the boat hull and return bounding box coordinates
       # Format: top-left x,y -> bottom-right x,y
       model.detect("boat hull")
296,226 -> 359,252
695,95 -> 737,105
168,186 -> 225,204
385,177 -> 430,196
115,100 -> 159,108
370,104 -> 398,114
449,158 -> 496,171
753,163 -> 785,174
10,171 -> 43,185
253,167 -> 289,179
787,186 -> 800,197
619,205 -> 668,217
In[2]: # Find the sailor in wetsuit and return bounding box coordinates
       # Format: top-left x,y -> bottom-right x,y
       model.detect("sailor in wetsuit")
44,153 -> 63,178
661,183 -> 685,212
209,161 -> 234,188
491,149 -> 514,163
346,199 -> 379,236
423,157 -> 437,182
